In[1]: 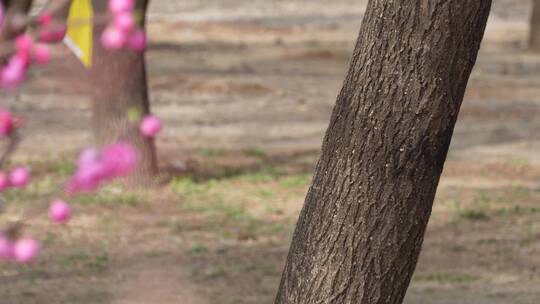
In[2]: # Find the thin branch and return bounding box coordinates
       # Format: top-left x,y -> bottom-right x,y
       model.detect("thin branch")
0,131 -> 20,169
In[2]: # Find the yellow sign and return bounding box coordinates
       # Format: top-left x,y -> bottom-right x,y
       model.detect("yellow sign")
64,0 -> 93,68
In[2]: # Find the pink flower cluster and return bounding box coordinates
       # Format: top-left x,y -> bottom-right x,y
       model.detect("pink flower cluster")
139,114 -> 162,138
0,166 -> 31,191
0,235 -> 39,263
0,3 -> 4,27
0,198 -> 70,263
0,34 -> 51,89
0,108 -> 16,138
101,0 -> 147,51
37,12 -> 67,44
66,142 -> 138,193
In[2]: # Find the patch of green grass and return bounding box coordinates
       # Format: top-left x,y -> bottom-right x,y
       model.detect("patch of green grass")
242,148 -> 267,159
190,245 -> 209,255
459,209 -> 490,221
26,158 -> 76,177
63,252 -> 110,271
201,265 -> 227,279
172,177 -> 221,196
197,148 -> 226,158
75,189 -> 145,206
89,255 -> 110,271
3,176 -> 57,203
259,222 -> 287,234
473,190 -> 491,205
509,186 -> 532,200
508,156 -> 530,169
255,188 -> 276,199
236,171 -> 276,183
279,173 -> 311,188
414,272 -> 479,284
494,205 -> 540,216
45,160 -> 75,176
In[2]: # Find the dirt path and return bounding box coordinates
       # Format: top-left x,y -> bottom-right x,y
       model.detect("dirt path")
112,257 -> 206,304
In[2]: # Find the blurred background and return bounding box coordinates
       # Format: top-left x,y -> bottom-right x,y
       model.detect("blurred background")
1,0 -> 539,303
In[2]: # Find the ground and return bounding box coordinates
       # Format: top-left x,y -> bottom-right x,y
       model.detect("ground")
1,0 -> 540,303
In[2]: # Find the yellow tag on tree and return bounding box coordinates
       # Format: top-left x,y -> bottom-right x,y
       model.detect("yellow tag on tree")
64,0 -> 94,68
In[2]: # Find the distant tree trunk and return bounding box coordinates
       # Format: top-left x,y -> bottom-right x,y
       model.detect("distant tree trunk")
275,1 -> 491,303
531,0 -> 540,51
91,0 -> 158,185
0,0 -> 33,40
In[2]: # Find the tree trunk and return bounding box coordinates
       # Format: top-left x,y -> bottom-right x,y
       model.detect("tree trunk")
275,1 -> 491,303
0,0 -> 33,40
91,0 -> 158,185
531,0 -> 540,51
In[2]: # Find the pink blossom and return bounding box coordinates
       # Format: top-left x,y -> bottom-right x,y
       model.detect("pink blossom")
13,238 -> 39,263
0,108 -> 14,137
0,171 -> 9,191
67,142 -> 137,193
15,34 -> 34,55
33,44 -> 51,65
128,29 -> 147,52
108,0 -> 135,14
77,148 -> 100,166
114,12 -> 135,33
37,12 -> 53,26
0,234 -> 13,260
0,4 -> 4,29
101,142 -> 137,177
38,25 -> 67,43
9,166 -> 30,188
0,55 -> 27,88
49,199 -> 71,224
66,160 -> 107,193
139,114 -> 162,138
101,26 -> 127,50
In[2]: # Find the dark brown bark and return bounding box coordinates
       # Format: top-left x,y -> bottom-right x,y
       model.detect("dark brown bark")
275,1 -> 491,303
0,0 -> 33,40
91,0 -> 157,185
531,0 -> 540,51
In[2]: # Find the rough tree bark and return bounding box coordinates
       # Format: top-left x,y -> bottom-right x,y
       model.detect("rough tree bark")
275,1 -> 491,303
0,0 -> 33,41
531,0 -> 540,51
91,0 -> 158,185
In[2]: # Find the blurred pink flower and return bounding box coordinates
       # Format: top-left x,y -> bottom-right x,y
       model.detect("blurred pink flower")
13,238 -> 39,263
0,234 -> 13,260
129,29 -> 147,52
0,108 -> 14,138
109,0 -> 135,15
49,199 -> 71,224
101,26 -> 127,50
139,114 -> 161,137
9,166 -> 30,188
67,142 -> 137,193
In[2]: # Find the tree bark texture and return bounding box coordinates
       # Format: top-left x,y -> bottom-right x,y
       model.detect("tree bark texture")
0,0 -> 33,40
275,1 -> 491,304
91,0 -> 158,185
531,0 -> 540,51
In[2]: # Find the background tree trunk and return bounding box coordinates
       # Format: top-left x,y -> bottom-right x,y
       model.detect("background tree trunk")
531,0 -> 540,51
0,0 -> 33,40
91,0 -> 158,185
275,1 -> 491,303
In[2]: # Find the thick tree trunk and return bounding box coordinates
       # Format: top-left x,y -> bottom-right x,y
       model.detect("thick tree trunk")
0,0 -> 33,40
91,0 -> 158,185
275,1 -> 491,303
531,0 -> 540,51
